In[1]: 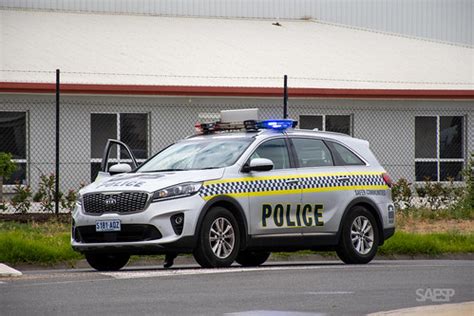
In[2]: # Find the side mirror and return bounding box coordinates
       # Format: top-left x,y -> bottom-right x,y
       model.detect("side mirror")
243,158 -> 274,172
109,163 -> 132,175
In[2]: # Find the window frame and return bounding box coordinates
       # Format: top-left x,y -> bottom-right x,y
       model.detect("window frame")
90,112 -> 150,180
325,140 -> 367,167
242,136 -> 295,171
288,137 -> 335,168
298,114 -> 353,136
414,115 -> 465,182
0,110 -> 29,188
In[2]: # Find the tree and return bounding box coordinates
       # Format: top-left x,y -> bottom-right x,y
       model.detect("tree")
0,152 -> 17,204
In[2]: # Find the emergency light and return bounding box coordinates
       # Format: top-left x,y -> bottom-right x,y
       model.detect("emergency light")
257,119 -> 296,130
194,109 -> 298,134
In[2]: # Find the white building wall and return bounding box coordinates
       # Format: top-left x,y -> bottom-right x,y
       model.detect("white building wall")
1,0 -> 472,45
1,94 -> 473,192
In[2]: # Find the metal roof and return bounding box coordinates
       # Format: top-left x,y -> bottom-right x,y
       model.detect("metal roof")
2,0 -> 472,45
1,9 -> 473,91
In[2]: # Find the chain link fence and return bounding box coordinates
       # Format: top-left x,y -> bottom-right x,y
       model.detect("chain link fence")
1,71 -> 472,213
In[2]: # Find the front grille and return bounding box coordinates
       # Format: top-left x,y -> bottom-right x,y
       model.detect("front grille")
83,192 -> 149,214
75,224 -> 162,243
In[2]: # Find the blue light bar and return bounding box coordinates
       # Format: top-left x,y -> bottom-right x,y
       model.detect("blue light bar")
257,119 -> 296,130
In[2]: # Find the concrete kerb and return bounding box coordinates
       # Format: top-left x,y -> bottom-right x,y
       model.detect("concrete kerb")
369,301 -> 474,316
0,263 -> 22,277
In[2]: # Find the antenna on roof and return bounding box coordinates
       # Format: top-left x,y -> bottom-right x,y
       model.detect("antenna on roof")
283,75 -> 288,119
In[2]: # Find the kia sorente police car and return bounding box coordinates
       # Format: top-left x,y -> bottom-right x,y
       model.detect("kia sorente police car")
71,109 -> 395,271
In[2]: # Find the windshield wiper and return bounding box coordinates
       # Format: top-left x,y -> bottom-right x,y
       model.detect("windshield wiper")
141,169 -> 185,173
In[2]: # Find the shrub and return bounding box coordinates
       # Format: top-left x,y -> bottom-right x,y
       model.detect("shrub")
11,183 -> 32,214
0,152 -> 17,208
33,174 -> 60,213
391,178 -> 412,210
60,189 -> 78,213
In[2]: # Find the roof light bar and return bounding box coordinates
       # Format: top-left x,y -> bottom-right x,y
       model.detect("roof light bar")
257,119 -> 297,130
194,108 -> 298,135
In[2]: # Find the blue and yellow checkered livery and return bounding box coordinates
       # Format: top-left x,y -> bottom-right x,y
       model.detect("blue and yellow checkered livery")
199,172 -> 388,200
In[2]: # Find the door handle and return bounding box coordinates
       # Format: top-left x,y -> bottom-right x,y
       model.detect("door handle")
285,179 -> 299,184
337,177 -> 350,182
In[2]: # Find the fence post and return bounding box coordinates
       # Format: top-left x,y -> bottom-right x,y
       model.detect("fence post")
55,69 -> 60,215
283,75 -> 288,119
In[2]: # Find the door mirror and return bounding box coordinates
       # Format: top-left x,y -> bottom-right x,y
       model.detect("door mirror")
243,158 -> 274,172
109,163 -> 132,175
101,139 -> 138,172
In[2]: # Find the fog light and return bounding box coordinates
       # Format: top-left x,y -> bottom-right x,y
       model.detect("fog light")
171,213 -> 184,235
174,215 -> 183,225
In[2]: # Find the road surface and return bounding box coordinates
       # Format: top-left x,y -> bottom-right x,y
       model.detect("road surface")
1,260 -> 473,315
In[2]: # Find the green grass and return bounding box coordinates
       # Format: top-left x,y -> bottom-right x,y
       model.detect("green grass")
0,221 -> 83,265
398,206 -> 474,221
0,221 -> 472,266
379,231 -> 474,256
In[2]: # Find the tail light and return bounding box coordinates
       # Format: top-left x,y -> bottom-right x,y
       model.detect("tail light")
382,172 -> 393,188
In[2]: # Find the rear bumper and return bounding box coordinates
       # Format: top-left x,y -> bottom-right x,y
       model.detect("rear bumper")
383,227 -> 395,241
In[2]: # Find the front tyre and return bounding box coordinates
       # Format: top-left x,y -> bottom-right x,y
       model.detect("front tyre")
236,251 -> 270,267
85,253 -> 130,271
336,206 -> 379,264
193,207 -> 240,268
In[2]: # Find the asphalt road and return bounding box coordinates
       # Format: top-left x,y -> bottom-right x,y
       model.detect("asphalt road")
1,260 -> 473,315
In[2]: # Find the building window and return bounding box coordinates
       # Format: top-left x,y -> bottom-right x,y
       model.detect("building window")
299,115 -> 352,135
0,112 -> 27,185
90,113 -> 149,181
415,116 -> 464,181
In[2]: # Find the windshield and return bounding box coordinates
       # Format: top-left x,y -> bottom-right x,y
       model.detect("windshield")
137,138 -> 253,172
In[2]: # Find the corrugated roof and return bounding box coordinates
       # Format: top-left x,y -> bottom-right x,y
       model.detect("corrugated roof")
1,9 -> 473,90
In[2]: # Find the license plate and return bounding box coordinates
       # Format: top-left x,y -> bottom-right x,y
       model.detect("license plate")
96,220 -> 121,232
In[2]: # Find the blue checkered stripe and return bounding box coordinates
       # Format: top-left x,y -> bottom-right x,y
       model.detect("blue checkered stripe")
300,174 -> 385,189
200,178 -> 297,198
200,173 -> 385,198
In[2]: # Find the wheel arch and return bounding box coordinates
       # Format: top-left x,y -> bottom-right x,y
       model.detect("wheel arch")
196,196 -> 249,250
338,197 -> 385,246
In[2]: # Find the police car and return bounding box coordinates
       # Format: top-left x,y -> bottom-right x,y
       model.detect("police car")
72,109 -> 395,271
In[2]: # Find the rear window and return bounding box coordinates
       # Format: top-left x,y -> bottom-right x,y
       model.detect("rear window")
292,138 -> 333,167
327,142 -> 365,166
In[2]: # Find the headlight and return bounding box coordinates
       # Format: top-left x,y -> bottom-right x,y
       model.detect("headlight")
152,182 -> 202,202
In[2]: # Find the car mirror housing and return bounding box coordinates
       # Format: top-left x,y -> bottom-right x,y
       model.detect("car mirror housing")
109,163 -> 132,175
243,158 -> 274,172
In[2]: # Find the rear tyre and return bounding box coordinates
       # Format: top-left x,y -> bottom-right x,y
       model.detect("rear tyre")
336,206 -> 379,264
85,253 -> 130,271
235,251 -> 270,267
193,207 -> 240,268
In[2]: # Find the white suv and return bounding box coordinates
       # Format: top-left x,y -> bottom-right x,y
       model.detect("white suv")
72,110 -> 395,271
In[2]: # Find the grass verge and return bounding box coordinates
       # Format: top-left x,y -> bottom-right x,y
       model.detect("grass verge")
379,231 -> 474,256
0,221 -> 472,266
0,221 -> 83,265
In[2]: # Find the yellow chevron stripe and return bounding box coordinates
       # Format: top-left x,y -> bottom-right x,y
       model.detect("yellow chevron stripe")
202,184 -> 389,201
203,171 -> 383,186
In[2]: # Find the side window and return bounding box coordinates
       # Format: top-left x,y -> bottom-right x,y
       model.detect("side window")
292,138 -> 333,168
0,111 -> 27,185
250,139 -> 290,170
328,142 -> 365,166
90,113 -> 149,181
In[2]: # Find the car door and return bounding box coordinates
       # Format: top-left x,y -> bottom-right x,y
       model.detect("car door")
95,139 -> 138,181
245,137 -> 303,236
289,137 -> 351,235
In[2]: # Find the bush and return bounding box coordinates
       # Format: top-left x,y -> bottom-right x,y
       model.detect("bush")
11,183 -> 32,214
33,174 -> 58,213
0,152 -> 17,208
391,178 -> 412,211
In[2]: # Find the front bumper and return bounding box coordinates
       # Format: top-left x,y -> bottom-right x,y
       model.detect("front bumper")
71,236 -> 196,255
71,194 -> 205,254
